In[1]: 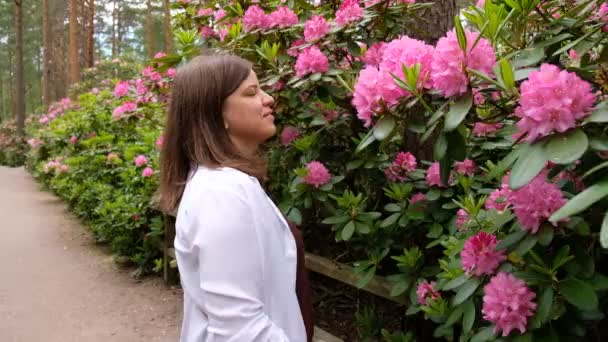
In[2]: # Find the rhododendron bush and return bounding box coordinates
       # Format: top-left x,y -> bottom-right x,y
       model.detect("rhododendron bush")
14,0 -> 608,340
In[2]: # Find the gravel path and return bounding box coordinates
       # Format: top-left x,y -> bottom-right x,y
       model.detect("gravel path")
0,166 -> 182,342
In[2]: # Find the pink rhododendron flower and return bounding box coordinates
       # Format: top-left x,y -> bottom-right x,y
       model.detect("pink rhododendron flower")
352,66 -> 402,126
432,29 -> 496,97
287,39 -> 306,57
455,159 -> 476,176
91,87 -> 99,95
69,135 -> 78,144
485,183 -> 511,212
214,9 -> 226,22
58,164 -> 69,173
514,64 -> 595,142
416,281 -> 440,305
410,193 -> 426,205
473,122 -> 502,136
134,155 -> 148,167
385,152 -> 417,182
135,79 -> 148,96
295,45 -> 329,77
142,167 -> 154,177
380,36 -> 435,89
303,161 -> 331,188
456,209 -> 470,230
361,42 -> 386,67
27,138 -> 43,148
142,66 -> 162,82
461,232 -> 506,276
112,102 -> 137,119
508,171 -> 566,233
107,152 -> 120,162
243,5 -> 269,32
304,15 -> 330,42
476,0 -> 485,7
197,8 -> 213,16
482,272 -> 536,337
114,80 -> 129,97
568,49 -> 579,60
473,88 -> 486,105
280,126 -> 301,145
200,25 -> 216,38
154,52 -> 166,59
155,135 -> 164,150
426,162 -> 451,187
335,0 -> 364,26
268,6 -> 298,28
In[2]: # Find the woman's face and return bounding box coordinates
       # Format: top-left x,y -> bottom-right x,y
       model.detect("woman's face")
222,70 -> 276,152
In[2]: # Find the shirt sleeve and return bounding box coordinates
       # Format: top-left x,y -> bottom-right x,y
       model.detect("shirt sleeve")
190,186 -> 291,342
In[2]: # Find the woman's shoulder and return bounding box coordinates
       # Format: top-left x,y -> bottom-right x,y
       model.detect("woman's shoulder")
187,165 -> 259,196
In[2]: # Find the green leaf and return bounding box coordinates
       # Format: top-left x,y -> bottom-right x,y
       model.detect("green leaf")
390,279 -> 411,297
544,129 -> 588,164
514,67 -> 539,81
342,221 -> 356,240
549,180 -> 608,222
287,207 -> 302,225
427,223 -> 443,239
434,133 -> 447,160
559,278 -> 598,311
510,46 -> 545,68
356,266 -> 376,288
513,235 -> 538,256
590,273 -> 608,290
531,287 -> 554,329
444,94 -> 473,132
512,332 -> 533,342
452,278 -> 480,306
601,211 -> 608,249
427,188 -> 441,201
586,101 -> 608,123
462,300 -> 476,334
454,15 -> 467,53
499,58 -> 515,89
381,213 -> 401,228
496,229 -> 527,250
537,226 -> 554,246
445,304 -> 465,326
470,326 -> 496,342
384,203 -> 402,212
552,27 -> 602,57
509,142 -> 548,190
322,215 -> 350,225
373,116 -> 396,141
356,130 -> 376,153
443,274 -> 469,291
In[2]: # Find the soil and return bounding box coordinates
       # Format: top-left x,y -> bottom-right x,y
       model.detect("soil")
0,166 -> 182,342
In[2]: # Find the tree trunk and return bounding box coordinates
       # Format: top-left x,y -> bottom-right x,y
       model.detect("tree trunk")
86,0 -> 95,67
14,0 -> 25,136
146,0 -> 155,58
68,0 -> 79,84
111,0 -> 117,58
414,0 -> 457,43
42,0 -> 51,106
162,0 -> 172,53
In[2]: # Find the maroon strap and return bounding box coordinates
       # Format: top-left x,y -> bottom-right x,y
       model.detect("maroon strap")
286,220 -> 314,342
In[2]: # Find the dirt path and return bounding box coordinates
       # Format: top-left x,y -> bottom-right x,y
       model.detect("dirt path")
0,166 -> 182,342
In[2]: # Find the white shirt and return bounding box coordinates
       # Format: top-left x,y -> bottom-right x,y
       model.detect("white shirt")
174,166 -> 307,342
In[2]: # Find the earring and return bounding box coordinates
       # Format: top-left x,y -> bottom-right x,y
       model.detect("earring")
224,123 -> 229,130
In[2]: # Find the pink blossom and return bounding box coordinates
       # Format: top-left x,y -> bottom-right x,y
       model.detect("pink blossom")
553,169 -> 585,192
426,162 -> 450,187
91,87 -> 100,95
214,9 -> 226,22
514,64 -> 595,141
243,5 -> 269,32
134,155 -> 148,167
112,102 -> 137,120
416,281 -> 440,305
335,0 -> 364,26
142,167 -> 154,177
455,159 -> 476,176
432,29 -> 496,97
39,116 -> 49,124
456,209 -> 470,230
197,8 -> 213,16
287,39 -> 306,57
107,153 -> 120,162
410,193 -> 426,205
476,0 -> 485,6
58,164 -> 69,173
352,66 -> 402,126
380,36 -> 435,89
155,135 -> 164,150
27,138 -> 43,148
200,25 -> 216,38
280,126 -> 301,145
270,80 -> 286,91
361,42 -> 386,67
268,6 -> 298,28
135,79 -> 148,96
69,135 -> 78,144
385,152 -> 417,182
113,81 -> 130,97
473,122 -> 502,136
218,29 -> 229,41
508,171 -> 566,233
364,0 -> 382,7
142,66 -> 162,82
295,45 -> 329,77
485,183 -> 511,211
304,15 -> 330,42
473,88 -> 486,105
303,161 -> 331,188
568,49 -> 579,60
461,232 -> 507,276
482,272 -> 536,337
323,109 -> 340,122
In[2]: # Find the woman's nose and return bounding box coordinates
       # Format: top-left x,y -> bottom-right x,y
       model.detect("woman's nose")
262,91 -> 275,107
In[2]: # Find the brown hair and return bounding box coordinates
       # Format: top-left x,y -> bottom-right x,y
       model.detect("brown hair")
156,54 -> 267,214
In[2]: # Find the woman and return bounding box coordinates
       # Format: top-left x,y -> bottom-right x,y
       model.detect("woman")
157,54 -> 313,342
